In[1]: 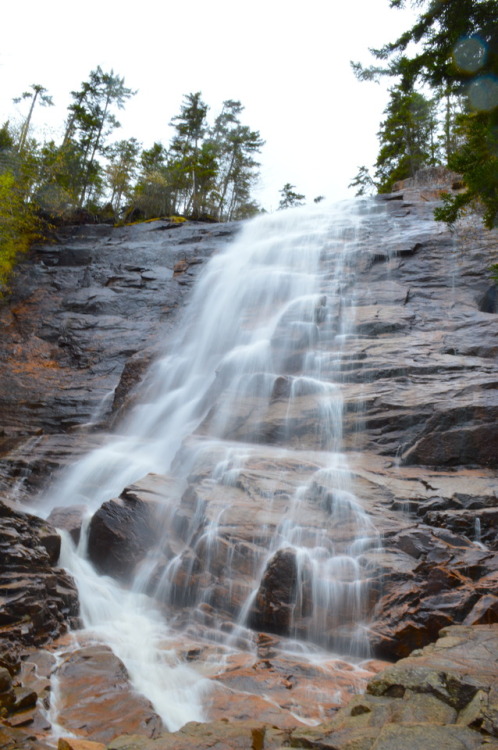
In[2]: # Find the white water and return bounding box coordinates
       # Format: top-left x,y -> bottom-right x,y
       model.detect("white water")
41,199 -> 384,729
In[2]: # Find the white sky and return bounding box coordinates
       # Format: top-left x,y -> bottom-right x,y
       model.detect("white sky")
1,0 -> 416,211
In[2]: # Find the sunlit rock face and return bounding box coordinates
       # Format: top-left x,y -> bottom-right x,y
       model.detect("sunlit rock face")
0,188 -> 498,745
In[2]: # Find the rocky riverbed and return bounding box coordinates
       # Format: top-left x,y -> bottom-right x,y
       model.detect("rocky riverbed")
0,178 -> 498,749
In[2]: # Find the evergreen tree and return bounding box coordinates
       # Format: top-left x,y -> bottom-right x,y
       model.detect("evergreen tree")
64,67 -> 135,207
278,183 -> 305,209
353,0 -> 498,226
0,122 -> 39,290
375,85 -> 439,191
348,166 -> 376,196
0,122 -> 15,172
131,142 -> 173,218
211,100 -> 264,220
13,84 -> 53,153
106,138 -> 141,213
169,92 -> 210,217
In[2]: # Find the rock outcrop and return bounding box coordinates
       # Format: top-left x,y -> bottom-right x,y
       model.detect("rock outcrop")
100,625 -> 498,749
0,500 -> 79,652
0,190 -> 498,747
0,220 -> 238,495
0,500 -> 79,744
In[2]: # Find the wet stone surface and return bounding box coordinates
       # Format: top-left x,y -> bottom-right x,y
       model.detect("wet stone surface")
0,186 -> 498,747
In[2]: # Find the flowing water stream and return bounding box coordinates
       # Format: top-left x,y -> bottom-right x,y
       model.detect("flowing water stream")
40,199 -> 385,731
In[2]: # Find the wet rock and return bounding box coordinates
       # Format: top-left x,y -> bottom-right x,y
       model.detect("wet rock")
464,595 -> 498,625
367,625 -> 498,714
58,739 -> 106,750
55,642 -> 163,744
109,721 -> 289,750
0,182 -> 498,747
478,284 -> 498,314
87,491 -> 161,581
368,520 -> 498,659
0,500 -> 79,649
0,220 -> 239,493
110,353 -> 154,423
403,407 -> 498,468
425,507 -> 498,550
47,505 -> 87,546
0,724 -> 54,750
249,548 -> 298,635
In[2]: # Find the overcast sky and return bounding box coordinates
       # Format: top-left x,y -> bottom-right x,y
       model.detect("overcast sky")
1,0 -> 416,211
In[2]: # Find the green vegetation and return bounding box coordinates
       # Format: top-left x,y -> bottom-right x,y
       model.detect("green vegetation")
0,122 -> 41,293
352,0 -> 498,227
0,69 -> 266,292
278,183 -> 306,210
0,170 -> 40,291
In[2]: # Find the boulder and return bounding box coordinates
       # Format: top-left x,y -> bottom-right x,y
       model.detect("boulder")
87,492 -> 160,581
47,505 -> 87,545
249,548 -> 298,635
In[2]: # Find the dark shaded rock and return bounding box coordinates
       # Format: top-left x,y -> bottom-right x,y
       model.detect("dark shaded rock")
403,418 -> 498,468
478,285 -> 498,314
87,491 -> 160,581
464,595 -> 498,625
0,668 -> 12,694
110,353 -> 154,423
368,519 -> 498,659
0,724 -> 54,750
249,548 -> 297,635
0,500 -> 79,648
425,507 -> 498,550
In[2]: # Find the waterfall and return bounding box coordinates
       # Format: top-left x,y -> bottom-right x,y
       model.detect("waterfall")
42,199 -> 384,729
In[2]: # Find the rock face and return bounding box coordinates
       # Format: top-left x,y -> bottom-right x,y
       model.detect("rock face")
105,625 -> 498,749
0,500 -> 79,653
0,219 -> 238,495
0,500 -> 79,746
0,193 -> 498,746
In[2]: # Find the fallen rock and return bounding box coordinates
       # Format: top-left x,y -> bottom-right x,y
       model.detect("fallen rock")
87,491 -> 161,581
47,505 -> 87,546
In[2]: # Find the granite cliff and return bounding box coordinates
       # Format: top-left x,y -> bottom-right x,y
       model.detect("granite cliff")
0,180 -> 497,749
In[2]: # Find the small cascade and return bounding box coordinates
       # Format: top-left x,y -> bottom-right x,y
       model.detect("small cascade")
41,199 -> 388,728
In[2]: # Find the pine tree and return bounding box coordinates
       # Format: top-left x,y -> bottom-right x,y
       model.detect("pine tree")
64,67 -> 135,207
13,84 -> 53,153
211,100 -> 264,220
375,85 -> 439,191
169,92 -> 210,217
131,143 -> 173,219
278,183 -> 305,209
106,138 -> 141,213
348,166 -> 376,196
353,0 -> 498,226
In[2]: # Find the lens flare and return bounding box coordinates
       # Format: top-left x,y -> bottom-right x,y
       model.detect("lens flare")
453,37 -> 487,73
468,75 -> 498,112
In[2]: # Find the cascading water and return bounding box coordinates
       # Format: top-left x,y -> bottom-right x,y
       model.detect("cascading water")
41,199 -> 385,730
